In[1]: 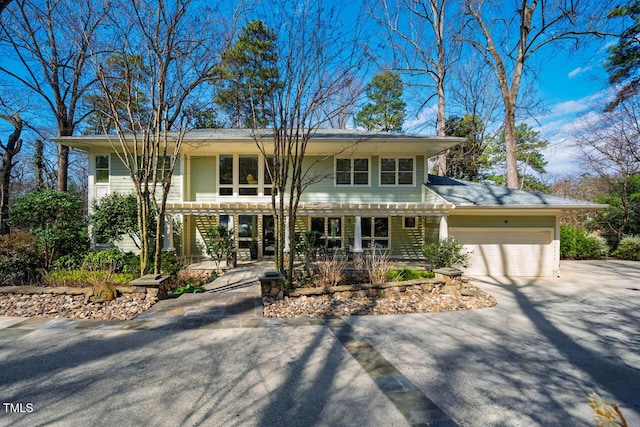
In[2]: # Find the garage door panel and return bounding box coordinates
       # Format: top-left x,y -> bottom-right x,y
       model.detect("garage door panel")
451,229 -> 553,277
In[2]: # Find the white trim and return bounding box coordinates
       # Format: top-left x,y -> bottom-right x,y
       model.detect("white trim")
94,153 -> 111,185
378,156 -> 416,187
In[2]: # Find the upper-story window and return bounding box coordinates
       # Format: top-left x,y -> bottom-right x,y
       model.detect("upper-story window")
95,155 -> 110,184
264,156 -> 275,196
380,157 -> 414,186
335,158 -> 369,186
219,155 -> 234,196
239,155 -> 258,196
219,154 -> 269,197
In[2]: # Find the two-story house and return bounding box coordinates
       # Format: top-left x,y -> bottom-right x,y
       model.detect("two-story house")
59,128 -> 602,277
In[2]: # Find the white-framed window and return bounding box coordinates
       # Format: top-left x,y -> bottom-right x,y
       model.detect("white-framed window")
361,217 -> 390,249
403,216 -> 418,229
219,155 -> 234,196
380,157 -> 414,186
218,154 -> 271,197
310,217 -> 342,249
238,155 -> 259,196
335,158 -> 370,186
95,154 -> 110,184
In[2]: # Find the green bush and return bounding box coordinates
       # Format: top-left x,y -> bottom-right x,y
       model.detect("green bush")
82,248 -> 127,272
159,251 -> 183,276
205,225 -> 234,267
42,269 -> 134,287
9,189 -> 89,268
560,225 -> 608,259
387,267 -> 434,282
422,237 -> 471,270
612,235 -> 640,260
0,232 -> 44,285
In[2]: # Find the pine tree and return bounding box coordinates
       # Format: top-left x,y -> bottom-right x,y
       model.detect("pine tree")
354,71 -> 406,132
211,20 -> 280,128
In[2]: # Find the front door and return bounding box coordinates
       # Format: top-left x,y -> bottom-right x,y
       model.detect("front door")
263,215 -> 275,256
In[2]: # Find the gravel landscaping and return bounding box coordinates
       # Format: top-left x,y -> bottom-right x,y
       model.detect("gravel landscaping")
264,283 -> 497,318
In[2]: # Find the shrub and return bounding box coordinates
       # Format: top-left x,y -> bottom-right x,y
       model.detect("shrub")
387,267 -> 434,282
82,248 -> 127,272
296,230 -> 322,275
159,251 -> 183,276
9,189 -> 89,268
612,235 -> 640,260
364,248 -> 391,284
422,237 -> 471,270
560,225 -> 609,259
316,252 -> 347,287
173,283 -> 205,295
176,269 -> 217,287
0,232 -> 44,285
42,269 -> 134,288
205,225 -> 234,267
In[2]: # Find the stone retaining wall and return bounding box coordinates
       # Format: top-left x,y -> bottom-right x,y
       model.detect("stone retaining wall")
287,276 -> 470,300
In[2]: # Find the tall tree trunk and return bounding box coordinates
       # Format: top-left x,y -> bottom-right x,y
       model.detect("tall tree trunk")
0,116 -> 22,235
436,62 -> 447,175
57,144 -> 69,192
34,139 -> 44,188
504,98 -> 519,189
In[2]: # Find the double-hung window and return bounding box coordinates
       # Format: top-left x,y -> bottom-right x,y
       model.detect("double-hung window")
95,155 -> 110,184
361,217 -> 390,249
335,158 -> 369,186
380,157 -> 414,186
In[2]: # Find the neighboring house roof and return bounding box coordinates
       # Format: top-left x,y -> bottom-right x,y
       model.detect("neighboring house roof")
425,175 -> 605,210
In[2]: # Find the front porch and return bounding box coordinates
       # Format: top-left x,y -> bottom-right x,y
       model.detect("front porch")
164,202 -> 454,261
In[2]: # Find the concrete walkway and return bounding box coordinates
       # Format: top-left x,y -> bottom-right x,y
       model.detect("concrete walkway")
0,260 -> 639,426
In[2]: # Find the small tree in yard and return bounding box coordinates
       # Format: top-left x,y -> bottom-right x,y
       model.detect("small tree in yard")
205,225 -> 234,268
91,0 -> 228,275
252,1 -> 366,280
90,192 -> 152,250
422,237 -> 471,270
9,189 -> 89,269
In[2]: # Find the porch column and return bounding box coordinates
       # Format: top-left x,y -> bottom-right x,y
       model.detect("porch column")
439,215 -> 448,241
163,214 -> 175,251
284,215 -> 290,253
352,215 -> 363,253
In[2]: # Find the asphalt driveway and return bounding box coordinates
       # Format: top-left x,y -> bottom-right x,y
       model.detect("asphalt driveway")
0,260 -> 638,426
346,260 -> 640,426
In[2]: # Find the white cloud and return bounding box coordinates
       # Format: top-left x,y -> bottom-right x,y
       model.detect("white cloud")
403,104 -> 438,133
568,66 -> 592,79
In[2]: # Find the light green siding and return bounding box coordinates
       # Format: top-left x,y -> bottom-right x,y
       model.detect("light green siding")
190,156 -> 217,201
298,155 -> 426,203
108,155 -> 181,202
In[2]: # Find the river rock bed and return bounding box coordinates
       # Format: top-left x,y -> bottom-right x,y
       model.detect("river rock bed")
263,283 -> 497,318
0,292 -> 155,320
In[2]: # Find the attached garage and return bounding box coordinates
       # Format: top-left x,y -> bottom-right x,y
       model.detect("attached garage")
450,227 -> 556,277
426,175 -> 604,277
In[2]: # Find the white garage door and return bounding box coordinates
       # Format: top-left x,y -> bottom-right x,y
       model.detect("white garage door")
450,228 -> 554,277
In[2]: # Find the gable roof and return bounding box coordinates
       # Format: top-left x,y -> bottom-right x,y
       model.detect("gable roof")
425,175 -> 605,210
